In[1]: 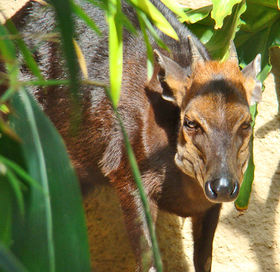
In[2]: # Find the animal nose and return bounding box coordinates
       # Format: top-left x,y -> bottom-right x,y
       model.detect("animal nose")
205,177 -> 239,202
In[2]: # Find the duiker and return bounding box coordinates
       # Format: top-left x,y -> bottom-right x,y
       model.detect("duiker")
16,0 -> 262,271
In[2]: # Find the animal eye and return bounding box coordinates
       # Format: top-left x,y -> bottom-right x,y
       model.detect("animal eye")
184,117 -> 199,130
241,122 -> 251,130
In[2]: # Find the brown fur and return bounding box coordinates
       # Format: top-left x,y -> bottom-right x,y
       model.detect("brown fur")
12,1 -> 262,271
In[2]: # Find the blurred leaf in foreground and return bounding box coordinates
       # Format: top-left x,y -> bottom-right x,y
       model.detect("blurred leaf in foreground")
8,88 -> 90,272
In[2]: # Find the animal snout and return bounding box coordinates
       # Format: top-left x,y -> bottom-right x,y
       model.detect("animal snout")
205,177 -> 239,202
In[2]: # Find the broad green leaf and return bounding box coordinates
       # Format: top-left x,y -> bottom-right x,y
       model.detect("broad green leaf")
240,2 -> 279,33
6,170 -> 25,216
0,177 -> 12,247
0,243 -> 27,272
160,0 -> 189,22
184,6 -> 212,24
207,1 -> 246,59
246,0 -> 279,9
211,0 -> 243,29
187,1 -> 246,60
234,2 -> 280,210
130,0 -> 179,40
9,88 -> 90,272
107,0 -> 123,107
235,1 -> 280,79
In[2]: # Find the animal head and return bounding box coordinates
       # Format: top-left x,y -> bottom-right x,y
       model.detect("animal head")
153,37 -> 262,203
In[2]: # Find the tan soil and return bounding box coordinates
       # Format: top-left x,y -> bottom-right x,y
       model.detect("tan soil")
3,1 -> 280,271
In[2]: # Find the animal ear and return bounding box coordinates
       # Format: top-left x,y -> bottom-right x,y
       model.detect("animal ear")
187,35 -> 207,63
228,40 -> 238,63
242,54 -> 262,106
154,49 -> 188,106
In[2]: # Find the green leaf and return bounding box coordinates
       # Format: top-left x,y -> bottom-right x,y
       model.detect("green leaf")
0,24 -> 18,89
9,88 -> 91,272
137,11 -> 154,79
208,1 -> 246,60
181,0 -> 280,211
211,0 -> 243,29
233,2 -> 280,210
49,0 -> 80,98
107,88 -> 163,272
159,0 -> 189,22
136,9 -> 169,79
235,2 -> 280,79
107,0 -> 123,107
5,19 -> 44,81
187,1 -> 246,60
0,177 -> 12,247
6,170 -> 25,216
0,156 -> 38,189
71,1 -> 102,36
235,142 -> 255,211
130,0 -> 179,40
184,5 -> 212,24
0,243 -> 28,272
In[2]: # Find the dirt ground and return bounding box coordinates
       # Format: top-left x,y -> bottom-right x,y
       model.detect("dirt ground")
2,1 -> 279,271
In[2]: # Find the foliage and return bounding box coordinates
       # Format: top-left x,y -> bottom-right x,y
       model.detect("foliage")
184,0 -> 280,211
0,0 -> 179,270
0,0 -> 279,271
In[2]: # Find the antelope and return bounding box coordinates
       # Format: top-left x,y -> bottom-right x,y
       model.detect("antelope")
16,0 -> 262,271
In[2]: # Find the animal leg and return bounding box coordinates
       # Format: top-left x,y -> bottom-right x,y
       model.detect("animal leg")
191,204 -> 221,272
113,183 -> 157,272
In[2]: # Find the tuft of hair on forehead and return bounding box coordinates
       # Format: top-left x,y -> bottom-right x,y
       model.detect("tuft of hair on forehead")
185,60 -> 248,100
191,60 -> 246,86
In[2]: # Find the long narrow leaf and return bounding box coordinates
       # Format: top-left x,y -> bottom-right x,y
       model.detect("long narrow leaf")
137,11 -> 155,79
0,178 -> 12,247
235,143 -> 255,211
5,19 -> 44,81
0,24 -> 18,88
130,0 -> 178,40
49,0 -> 80,98
107,88 -> 163,272
9,88 -> 91,272
107,0 -> 123,107
0,155 -> 39,188
71,1 -> 102,36
6,170 -> 25,216
0,243 -> 28,272
73,39 -> 89,79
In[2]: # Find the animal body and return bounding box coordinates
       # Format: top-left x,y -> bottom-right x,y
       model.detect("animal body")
15,0 -> 262,271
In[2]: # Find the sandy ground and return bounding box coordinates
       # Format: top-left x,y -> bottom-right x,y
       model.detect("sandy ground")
0,0 -> 29,23
2,1 -> 279,271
